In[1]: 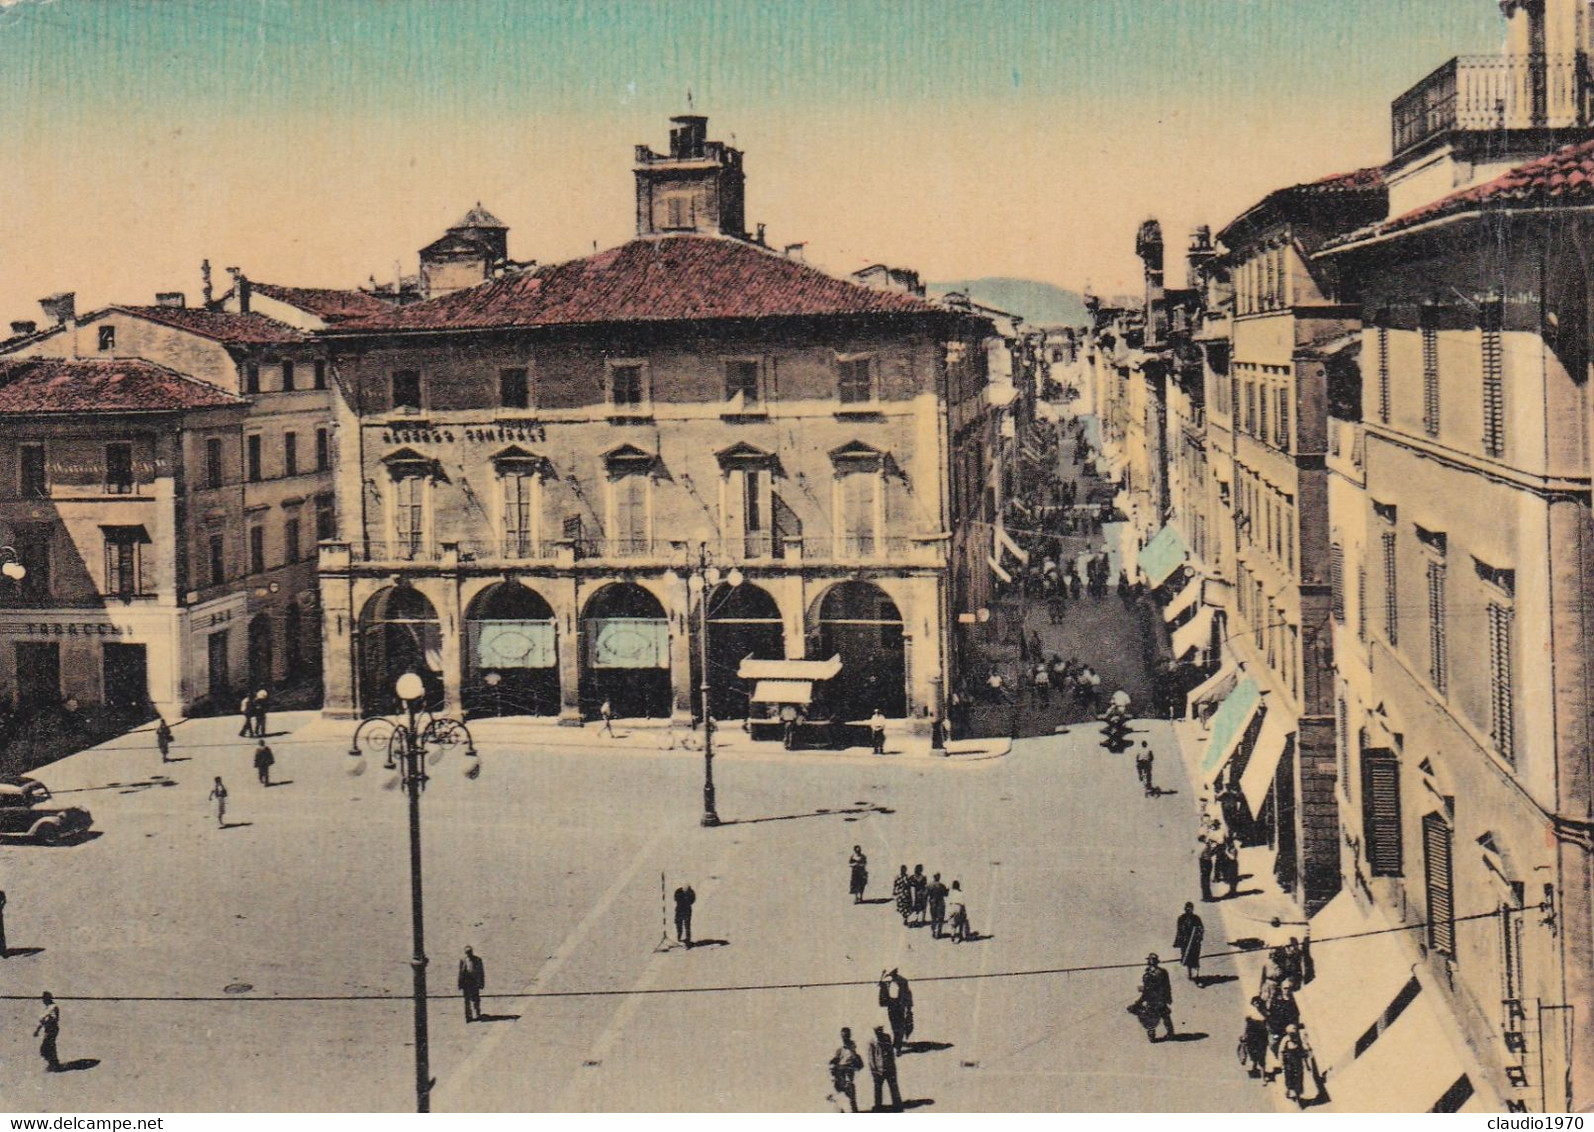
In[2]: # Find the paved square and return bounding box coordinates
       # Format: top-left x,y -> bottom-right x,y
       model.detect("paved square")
0,711 -> 1270,1112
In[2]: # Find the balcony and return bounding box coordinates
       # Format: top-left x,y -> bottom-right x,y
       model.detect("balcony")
1392,54 -> 1591,157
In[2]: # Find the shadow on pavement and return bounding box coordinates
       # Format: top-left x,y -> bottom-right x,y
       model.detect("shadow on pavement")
721,805 -> 891,826
901,1041 -> 953,1054
3,947 -> 45,959
1162,1032 -> 1209,1043
54,1058 -> 99,1073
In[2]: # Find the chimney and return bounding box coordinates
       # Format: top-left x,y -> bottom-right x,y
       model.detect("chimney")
156,292 -> 186,308
9,320 -> 37,337
39,292 -> 76,327
783,242 -> 806,262
226,268 -> 250,313
201,259 -> 214,307
756,223 -> 767,247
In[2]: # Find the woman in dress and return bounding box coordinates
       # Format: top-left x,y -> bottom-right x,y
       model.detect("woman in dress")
1279,1023 -> 1315,1106
848,846 -> 869,904
893,865 -> 912,925
1240,997 -> 1270,1080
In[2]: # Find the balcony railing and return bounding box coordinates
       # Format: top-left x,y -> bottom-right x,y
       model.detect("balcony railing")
1393,54 -> 1590,156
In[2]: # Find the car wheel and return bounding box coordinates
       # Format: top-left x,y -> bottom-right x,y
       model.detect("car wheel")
35,822 -> 60,845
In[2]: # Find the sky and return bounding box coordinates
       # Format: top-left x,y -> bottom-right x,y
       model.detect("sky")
0,0 -> 1507,324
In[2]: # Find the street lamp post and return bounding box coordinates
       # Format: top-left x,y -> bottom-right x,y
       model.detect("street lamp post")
348,673 -> 478,1114
679,542 -> 743,828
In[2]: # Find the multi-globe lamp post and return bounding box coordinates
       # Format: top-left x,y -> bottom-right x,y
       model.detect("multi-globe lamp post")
670,542 -> 743,828
347,672 -> 478,1113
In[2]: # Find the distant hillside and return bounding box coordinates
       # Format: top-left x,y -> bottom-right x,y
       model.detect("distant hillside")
928,278 -> 1089,328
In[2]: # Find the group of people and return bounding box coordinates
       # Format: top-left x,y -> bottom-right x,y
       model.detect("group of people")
237,688 -> 271,738
1196,800 -> 1242,901
1240,942 -> 1319,1105
847,849 -> 972,943
824,969 -> 918,1112
1025,654 -> 1103,714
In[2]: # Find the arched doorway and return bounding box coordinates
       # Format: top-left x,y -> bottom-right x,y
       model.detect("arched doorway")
813,581 -> 906,719
464,582 -> 559,718
358,586 -> 444,715
580,583 -> 670,720
247,613 -> 274,692
693,581 -> 784,721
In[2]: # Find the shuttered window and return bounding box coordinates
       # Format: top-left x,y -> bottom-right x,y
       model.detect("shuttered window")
1427,561 -> 1447,694
614,473 -> 649,556
394,475 -> 425,558
1421,321 -> 1440,437
503,473 -> 536,557
1423,812 -> 1455,956
1488,602 -> 1515,763
1357,565 -> 1367,640
1330,543 -> 1345,623
1362,749 -> 1403,876
1377,326 -> 1391,424
1382,530 -> 1399,645
1481,302 -> 1505,458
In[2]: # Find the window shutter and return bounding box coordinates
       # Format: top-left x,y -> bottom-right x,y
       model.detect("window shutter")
1382,530 -> 1399,645
1377,326 -> 1391,424
1427,561 -> 1447,694
1330,544 -> 1345,623
1481,308 -> 1505,458
1423,812 -> 1455,955
1422,322 -> 1440,436
1363,750 -> 1403,876
1488,602 -> 1515,762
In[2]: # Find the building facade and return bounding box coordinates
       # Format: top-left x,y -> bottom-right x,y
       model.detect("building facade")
317,117 -> 994,726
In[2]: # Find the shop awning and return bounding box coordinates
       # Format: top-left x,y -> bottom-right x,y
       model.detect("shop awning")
1323,984 -> 1478,1112
1238,707 -> 1293,812
1138,525 -> 1190,588
738,655 -> 842,682
1295,892 -> 1419,1072
1163,575 -> 1202,623
750,680 -> 814,705
1186,663 -> 1237,716
1199,676 -> 1261,781
1170,606 -> 1215,660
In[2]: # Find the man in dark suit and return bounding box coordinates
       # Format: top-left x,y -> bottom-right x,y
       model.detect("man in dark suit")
458,946 -> 485,1022
866,1025 -> 902,1111
1136,953 -> 1175,1042
673,884 -> 696,947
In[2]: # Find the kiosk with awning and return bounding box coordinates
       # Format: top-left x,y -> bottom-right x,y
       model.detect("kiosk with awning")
740,655 -> 843,739
1137,525 -> 1190,589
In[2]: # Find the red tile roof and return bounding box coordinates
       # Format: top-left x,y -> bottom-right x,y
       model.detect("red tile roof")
114,305 -> 308,345
250,283 -> 396,322
0,358 -> 244,414
1324,139 -> 1594,251
336,235 -> 949,333
1298,165 -> 1388,194
1219,165 -> 1388,245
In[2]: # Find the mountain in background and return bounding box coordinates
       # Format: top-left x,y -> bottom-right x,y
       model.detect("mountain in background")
927,277 -> 1090,327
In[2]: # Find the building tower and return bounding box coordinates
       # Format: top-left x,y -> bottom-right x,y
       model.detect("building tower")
633,115 -> 748,239
419,204 -> 510,298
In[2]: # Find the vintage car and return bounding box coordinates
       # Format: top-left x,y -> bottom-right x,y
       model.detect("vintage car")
0,777 -> 92,844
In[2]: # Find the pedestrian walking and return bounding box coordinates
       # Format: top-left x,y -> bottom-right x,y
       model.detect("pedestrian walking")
1032,662 -> 1051,706
458,946 -> 485,1022
947,880 -> 971,943
209,776 -> 228,828
907,864 -> 927,925
155,718 -> 173,762
1134,741 -> 1154,796
0,889 -> 8,957
1279,1024 -> 1317,1107
924,872 -> 948,938
848,846 -> 869,903
238,695 -> 254,738
253,738 -> 275,786
252,688 -> 269,737
599,698 -> 614,736
877,968 -> 914,1054
1220,833 -> 1241,898
1198,838 -> 1217,902
1264,983 -> 1301,1059
1173,902 -> 1204,983
672,883 -> 696,946
34,992 -> 61,1071
866,1026 -> 902,1112
869,708 -> 886,755
1130,953 -> 1175,1042
929,714 -> 946,755
1240,996 -> 1271,1079
828,1027 -> 864,1113
892,865 -> 912,926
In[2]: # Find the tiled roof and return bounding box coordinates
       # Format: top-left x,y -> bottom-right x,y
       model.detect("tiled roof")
1322,139 -> 1594,251
0,358 -> 243,414
113,305 -> 308,345
336,235 -> 949,333
250,283 -> 396,322
1297,165 -> 1388,194
1219,165 -> 1388,246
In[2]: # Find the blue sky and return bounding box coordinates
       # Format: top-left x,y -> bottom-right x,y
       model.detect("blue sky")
0,0 -> 1505,317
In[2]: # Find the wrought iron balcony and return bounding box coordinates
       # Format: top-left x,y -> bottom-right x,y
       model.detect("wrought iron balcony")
1392,54 -> 1591,157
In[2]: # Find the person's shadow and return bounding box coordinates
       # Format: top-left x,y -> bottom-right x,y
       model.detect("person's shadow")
53,1058 -> 99,1072
2,947 -> 45,959
219,821 -> 254,830
684,939 -> 730,950
475,1012 -> 521,1023
266,780 -> 295,788
900,1040 -> 953,1054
